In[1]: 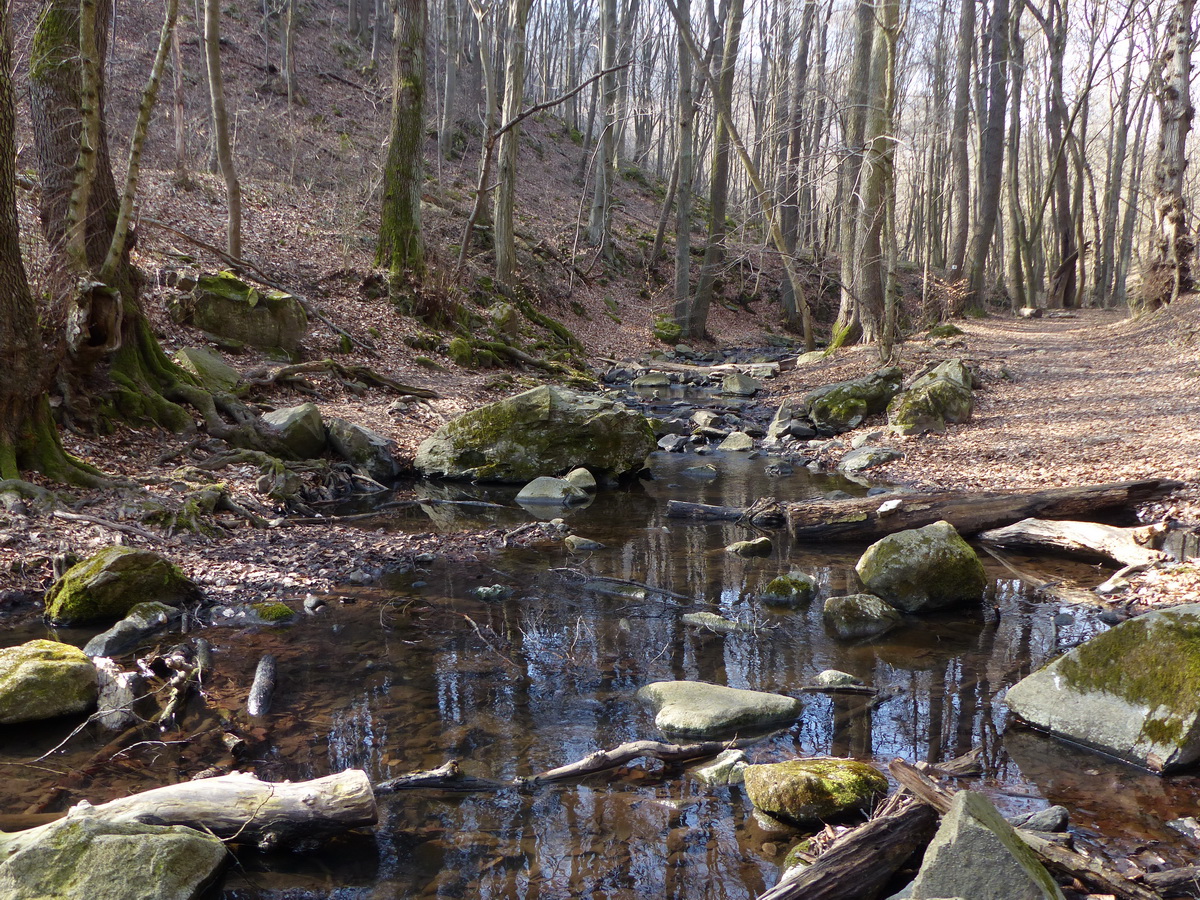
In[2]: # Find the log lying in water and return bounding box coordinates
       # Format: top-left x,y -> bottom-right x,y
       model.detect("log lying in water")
785,479 -> 1182,542
11,770 -> 377,850
665,499 -> 787,528
977,518 -> 1169,567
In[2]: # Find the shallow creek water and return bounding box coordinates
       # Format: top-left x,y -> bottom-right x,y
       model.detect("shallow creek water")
4,444 -> 1200,898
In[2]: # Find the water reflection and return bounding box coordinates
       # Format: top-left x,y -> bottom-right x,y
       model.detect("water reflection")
3,447 -> 1198,898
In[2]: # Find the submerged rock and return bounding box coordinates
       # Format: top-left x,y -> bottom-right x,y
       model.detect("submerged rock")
83,602 -> 180,658
0,640 -> 98,725
262,403 -> 327,460
813,669 -> 864,688
823,593 -> 903,640
516,476 -> 590,505
760,571 -> 816,607
896,791 -> 1064,899
1005,603 -> 1200,772
637,680 -> 802,737
564,535 -> 605,552
692,748 -> 748,784
727,537 -> 773,558
44,547 -> 197,626
742,758 -> 888,826
855,521 -> 986,613
889,359 -> 975,436
0,812 -> 226,900
803,367 -> 902,433
681,612 -> 748,634
415,385 -> 656,483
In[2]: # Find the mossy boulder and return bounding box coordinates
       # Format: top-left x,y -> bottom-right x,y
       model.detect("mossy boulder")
181,271 -> 307,354
742,758 -> 888,826
637,680 -> 802,738
823,593 -> 903,640
803,367 -> 902,433
0,640 -> 98,724
414,385 -> 656,482
44,547 -> 198,626
761,571 -> 816,608
326,417 -> 399,483
1005,603 -> 1200,773
0,813 -> 226,900
261,402 -> 327,460
902,791 -> 1065,900
173,347 -> 242,394
927,323 -> 965,339
855,520 -> 986,613
652,316 -> 683,344
888,359 -> 975,436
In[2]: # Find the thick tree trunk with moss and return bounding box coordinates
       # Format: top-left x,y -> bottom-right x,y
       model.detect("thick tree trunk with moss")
29,0 -> 195,437
379,0 -> 427,301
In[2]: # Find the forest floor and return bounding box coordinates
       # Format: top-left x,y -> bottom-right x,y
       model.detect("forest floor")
3,299 -> 1200,625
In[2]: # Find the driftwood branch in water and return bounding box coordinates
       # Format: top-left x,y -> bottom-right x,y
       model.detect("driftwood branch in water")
665,500 -> 787,528
977,518 -> 1169,567
888,758 -> 1162,900
521,736 -> 767,785
374,760 -> 509,793
10,770 -> 377,850
785,479 -> 1183,542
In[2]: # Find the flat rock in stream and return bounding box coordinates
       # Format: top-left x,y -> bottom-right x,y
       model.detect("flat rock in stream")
1004,603 -> 1200,772
637,680 -> 801,737
83,602 -> 181,658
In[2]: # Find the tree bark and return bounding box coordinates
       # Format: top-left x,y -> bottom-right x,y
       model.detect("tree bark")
946,0 -> 974,277
204,0 -> 242,259
379,0 -> 427,299
1142,0 -> 1196,309
672,0 -> 694,323
587,0 -> 618,249
493,0 -> 533,286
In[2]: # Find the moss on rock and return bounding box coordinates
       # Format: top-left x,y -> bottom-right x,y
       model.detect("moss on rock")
761,571 -> 816,607
855,520 -> 986,613
0,640 -> 98,724
742,758 -> 888,826
44,546 -> 197,626
803,367 -> 902,432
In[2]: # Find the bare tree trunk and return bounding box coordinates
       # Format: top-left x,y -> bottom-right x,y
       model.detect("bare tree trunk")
1005,2 -> 1029,309
379,0 -> 427,299
672,0 -> 694,326
946,0 -> 974,276
587,0 -> 617,249
963,0 -> 1009,309
687,0 -> 745,340
493,0 -> 533,286
171,11 -> 187,180
439,0 -> 460,157
204,0 -> 242,259
1096,41 -> 1136,306
1142,0 -> 1196,309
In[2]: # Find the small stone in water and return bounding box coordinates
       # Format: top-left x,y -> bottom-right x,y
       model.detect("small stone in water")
411,581 -> 427,588
1052,613 -> 1074,626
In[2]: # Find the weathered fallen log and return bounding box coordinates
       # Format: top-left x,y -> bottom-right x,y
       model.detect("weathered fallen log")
978,518 -> 1169,567
375,760 -> 509,793
1145,865 -> 1200,896
13,770 -> 377,850
758,798 -> 937,900
521,737 -> 766,785
785,479 -> 1182,542
666,499 -> 787,528
889,758 -> 1161,900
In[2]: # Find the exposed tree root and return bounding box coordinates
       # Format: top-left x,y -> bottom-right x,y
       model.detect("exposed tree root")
242,359 -> 437,398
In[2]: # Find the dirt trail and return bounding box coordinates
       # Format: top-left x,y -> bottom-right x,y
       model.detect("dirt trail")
840,306 -> 1200,513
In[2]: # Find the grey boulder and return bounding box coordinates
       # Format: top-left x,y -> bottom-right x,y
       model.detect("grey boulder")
889,359 -> 975,436
516,476 -> 590,505
823,593 -> 903,640
637,680 -> 801,737
856,521 -> 987,613
415,385 -> 656,482
1005,603 -> 1200,772
83,602 -> 181,658
261,403 -> 327,460
326,417 -> 400,482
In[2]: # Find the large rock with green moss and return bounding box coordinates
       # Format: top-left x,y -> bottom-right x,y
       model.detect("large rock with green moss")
0,812 -> 226,900
803,367 -> 902,433
182,271 -> 307,353
888,359 -> 975,436
898,790 -> 1065,899
742,758 -> 888,826
0,640 -> 98,724
174,347 -> 243,394
414,385 -> 656,482
856,521 -> 986,613
1005,604 -> 1200,773
44,547 -> 197,626
760,571 -> 816,607
637,680 -> 802,737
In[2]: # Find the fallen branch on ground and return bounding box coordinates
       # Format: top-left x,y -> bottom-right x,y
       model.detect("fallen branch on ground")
978,518 -> 1169,567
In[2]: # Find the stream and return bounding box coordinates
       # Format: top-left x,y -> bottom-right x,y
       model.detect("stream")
3,390 -> 1200,897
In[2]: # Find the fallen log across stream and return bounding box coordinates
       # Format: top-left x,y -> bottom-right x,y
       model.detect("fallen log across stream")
977,518 -> 1170,567
7,770 -> 377,850
784,479 -> 1183,542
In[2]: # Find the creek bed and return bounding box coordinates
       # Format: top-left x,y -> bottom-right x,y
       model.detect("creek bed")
2,448 -> 1199,898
